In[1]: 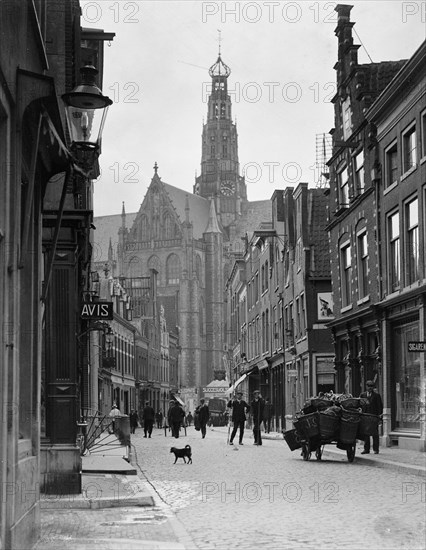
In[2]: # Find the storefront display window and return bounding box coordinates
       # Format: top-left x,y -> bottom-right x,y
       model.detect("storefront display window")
392,318 -> 421,431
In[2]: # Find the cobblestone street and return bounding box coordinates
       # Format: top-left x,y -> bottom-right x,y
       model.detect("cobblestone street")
128,425 -> 425,550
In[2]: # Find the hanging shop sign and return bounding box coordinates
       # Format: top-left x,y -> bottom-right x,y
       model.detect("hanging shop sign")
80,301 -> 113,320
408,341 -> 426,352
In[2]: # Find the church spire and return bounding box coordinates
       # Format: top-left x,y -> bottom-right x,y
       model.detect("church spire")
204,200 -> 221,234
121,201 -> 126,228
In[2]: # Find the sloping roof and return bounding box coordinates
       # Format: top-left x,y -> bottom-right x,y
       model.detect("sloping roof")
355,60 -> 407,107
93,212 -> 137,263
230,199 -> 272,254
308,190 -> 330,278
162,182 -> 211,238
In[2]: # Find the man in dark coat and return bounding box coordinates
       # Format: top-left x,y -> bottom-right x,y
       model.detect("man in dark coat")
251,390 -> 265,445
360,380 -> 383,454
155,410 -> 163,429
167,401 -> 185,438
196,399 -> 210,439
227,391 -> 250,445
263,398 -> 275,433
129,409 -> 139,434
142,401 -> 155,438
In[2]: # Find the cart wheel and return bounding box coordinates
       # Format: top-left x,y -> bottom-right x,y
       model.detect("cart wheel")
315,446 -> 323,461
301,443 -> 311,461
347,444 -> 356,463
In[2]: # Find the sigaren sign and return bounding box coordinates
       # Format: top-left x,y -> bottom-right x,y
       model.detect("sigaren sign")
80,302 -> 113,320
408,341 -> 426,352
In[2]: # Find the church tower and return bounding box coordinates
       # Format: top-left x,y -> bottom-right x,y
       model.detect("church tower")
194,49 -> 247,232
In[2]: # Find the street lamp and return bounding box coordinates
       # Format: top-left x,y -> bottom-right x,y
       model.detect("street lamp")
62,65 -> 112,171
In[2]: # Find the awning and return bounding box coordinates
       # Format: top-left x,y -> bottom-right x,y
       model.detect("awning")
257,359 -> 269,371
171,394 -> 185,406
225,373 -> 248,396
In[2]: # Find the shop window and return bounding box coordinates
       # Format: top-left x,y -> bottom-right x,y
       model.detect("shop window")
391,317 -> 420,431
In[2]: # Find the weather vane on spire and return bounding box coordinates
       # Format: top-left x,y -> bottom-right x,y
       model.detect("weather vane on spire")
217,29 -> 222,56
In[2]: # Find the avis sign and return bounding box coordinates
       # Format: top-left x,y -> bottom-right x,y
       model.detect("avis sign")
80,302 -> 113,320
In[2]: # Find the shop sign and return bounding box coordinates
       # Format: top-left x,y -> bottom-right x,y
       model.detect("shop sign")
287,369 -> 298,376
80,302 -> 113,320
408,341 -> 426,352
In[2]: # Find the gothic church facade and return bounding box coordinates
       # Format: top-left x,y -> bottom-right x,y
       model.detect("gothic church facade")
94,53 -> 271,391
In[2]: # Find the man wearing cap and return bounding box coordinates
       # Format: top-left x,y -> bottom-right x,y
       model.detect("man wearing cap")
360,380 -> 383,454
251,390 -> 265,446
227,391 -> 250,445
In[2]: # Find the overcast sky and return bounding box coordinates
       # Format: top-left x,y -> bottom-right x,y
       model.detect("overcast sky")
80,0 -> 426,217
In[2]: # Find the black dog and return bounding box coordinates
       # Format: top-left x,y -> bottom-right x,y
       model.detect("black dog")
170,445 -> 192,464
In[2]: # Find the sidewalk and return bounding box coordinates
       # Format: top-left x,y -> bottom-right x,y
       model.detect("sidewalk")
263,430 -> 426,477
40,433 -> 154,511
212,426 -> 425,477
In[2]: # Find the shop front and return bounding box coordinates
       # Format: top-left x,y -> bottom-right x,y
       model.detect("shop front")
388,315 -> 424,450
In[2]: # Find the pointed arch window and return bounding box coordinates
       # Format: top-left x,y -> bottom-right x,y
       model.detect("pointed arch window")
140,215 -> 148,240
128,256 -> 140,278
163,213 -> 174,239
167,254 -> 180,285
195,254 -> 203,286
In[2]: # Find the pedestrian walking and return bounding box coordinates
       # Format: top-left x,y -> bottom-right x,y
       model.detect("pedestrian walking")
186,412 -> 193,426
129,409 -> 139,434
155,410 -> 163,429
251,390 -> 265,445
360,380 -> 383,454
227,391 -> 250,445
108,402 -> 121,434
142,401 -> 155,438
263,398 -> 275,433
167,400 -> 185,438
196,399 -> 210,439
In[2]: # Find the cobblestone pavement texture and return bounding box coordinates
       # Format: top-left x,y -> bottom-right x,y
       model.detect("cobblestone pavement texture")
33,426 -> 426,550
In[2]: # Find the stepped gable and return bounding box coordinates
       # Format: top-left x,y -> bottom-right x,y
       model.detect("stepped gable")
93,212 -> 137,263
162,181 -> 211,239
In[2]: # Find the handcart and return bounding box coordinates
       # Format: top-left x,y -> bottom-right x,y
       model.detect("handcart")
285,405 -> 382,463
285,409 -> 359,463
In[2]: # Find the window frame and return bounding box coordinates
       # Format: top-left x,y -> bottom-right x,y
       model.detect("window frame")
357,230 -> 369,300
402,122 -> 417,176
353,149 -> 365,195
405,197 -> 419,286
385,140 -> 398,189
337,164 -> 349,208
340,241 -> 352,307
420,109 -> 426,161
387,211 -> 400,293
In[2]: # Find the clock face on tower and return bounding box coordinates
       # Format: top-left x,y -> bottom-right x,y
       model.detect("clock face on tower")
220,181 -> 235,196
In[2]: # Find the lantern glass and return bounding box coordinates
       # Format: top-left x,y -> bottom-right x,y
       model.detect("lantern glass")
64,103 -> 110,150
